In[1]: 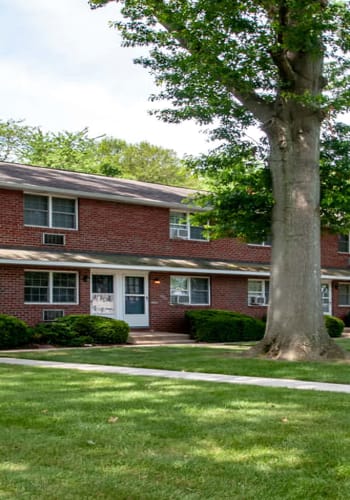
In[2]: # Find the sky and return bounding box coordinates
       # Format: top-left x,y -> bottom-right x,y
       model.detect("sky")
0,0 -> 211,157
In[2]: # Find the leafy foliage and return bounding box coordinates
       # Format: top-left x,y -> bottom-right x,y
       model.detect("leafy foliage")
0,119 -> 201,188
0,314 -> 30,349
32,314 -> 130,346
324,315 -> 344,338
185,309 -> 265,342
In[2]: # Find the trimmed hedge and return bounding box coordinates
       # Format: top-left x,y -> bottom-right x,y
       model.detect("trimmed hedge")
325,315 -> 344,338
185,309 -> 265,342
0,314 -> 30,349
31,314 -> 129,347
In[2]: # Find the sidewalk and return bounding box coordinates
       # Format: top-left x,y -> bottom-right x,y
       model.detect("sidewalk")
1,356 -> 350,394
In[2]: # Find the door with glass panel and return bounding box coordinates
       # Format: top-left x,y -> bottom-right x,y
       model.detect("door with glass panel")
91,275 -> 115,316
321,282 -> 332,315
123,275 -> 149,327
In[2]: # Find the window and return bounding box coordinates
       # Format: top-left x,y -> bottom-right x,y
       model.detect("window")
25,271 -> 77,304
24,194 -> 77,229
338,234 -> 350,253
248,280 -> 269,306
248,239 -> 272,247
170,276 -> 210,305
169,211 -> 206,241
338,284 -> 350,306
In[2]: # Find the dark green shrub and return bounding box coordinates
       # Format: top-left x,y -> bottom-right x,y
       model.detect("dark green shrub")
30,322 -> 79,346
185,309 -> 265,342
325,315 -> 344,338
55,314 -> 129,344
0,314 -> 30,349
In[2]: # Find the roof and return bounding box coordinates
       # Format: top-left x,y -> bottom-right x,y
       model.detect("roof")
0,162 -> 200,210
0,247 -> 349,279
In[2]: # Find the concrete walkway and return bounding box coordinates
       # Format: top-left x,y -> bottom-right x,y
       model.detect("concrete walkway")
1,356 -> 350,394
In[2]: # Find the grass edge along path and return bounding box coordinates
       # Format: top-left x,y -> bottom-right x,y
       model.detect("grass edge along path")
1,356 -> 350,394
0,364 -> 350,500
1,340 -> 350,385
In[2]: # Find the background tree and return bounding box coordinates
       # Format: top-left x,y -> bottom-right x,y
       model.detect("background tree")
90,0 -> 350,360
0,119 -> 200,187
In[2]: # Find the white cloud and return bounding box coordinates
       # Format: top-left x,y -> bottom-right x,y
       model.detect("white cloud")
0,0 -> 211,156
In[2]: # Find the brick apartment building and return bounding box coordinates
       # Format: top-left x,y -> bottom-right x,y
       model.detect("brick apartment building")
0,161 -> 350,332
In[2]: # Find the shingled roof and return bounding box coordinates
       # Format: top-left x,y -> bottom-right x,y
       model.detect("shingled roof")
0,162 -> 200,209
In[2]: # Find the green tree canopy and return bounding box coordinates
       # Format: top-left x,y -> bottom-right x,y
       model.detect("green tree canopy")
0,119 -> 200,188
89,0 -> 350,361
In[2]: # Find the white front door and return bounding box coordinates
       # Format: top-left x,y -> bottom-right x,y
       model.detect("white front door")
321,282 -> 332,315
123,275 -> 149,328
91,272 -> 149,327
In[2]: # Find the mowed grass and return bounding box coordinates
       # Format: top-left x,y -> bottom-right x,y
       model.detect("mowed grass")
0,364 -> 350,500
2,338 -> 350,384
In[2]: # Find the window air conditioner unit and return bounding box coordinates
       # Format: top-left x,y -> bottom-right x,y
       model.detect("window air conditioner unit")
43,233 -> 66,246
249,296 -> 265,306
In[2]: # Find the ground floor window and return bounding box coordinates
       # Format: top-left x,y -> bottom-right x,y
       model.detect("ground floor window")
170,276 -> 210,305
24,271 -> 77,304
248,279 -> 270,306
338,284 -> 350,306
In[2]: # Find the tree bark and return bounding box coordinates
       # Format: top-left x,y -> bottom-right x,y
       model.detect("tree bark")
247,104 -> 346,360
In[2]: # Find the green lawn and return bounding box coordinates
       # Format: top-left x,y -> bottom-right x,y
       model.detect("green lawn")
0,364 -> 349,499
2,338 -> 350,384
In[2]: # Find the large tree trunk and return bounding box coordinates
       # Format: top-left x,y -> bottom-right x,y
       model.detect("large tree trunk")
248,106 -> 346,361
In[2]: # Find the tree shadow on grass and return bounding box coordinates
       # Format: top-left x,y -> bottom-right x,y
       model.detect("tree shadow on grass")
0,365 -> 349,499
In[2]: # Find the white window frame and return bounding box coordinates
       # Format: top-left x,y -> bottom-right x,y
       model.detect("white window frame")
248,279 -> 269,306
24,270 -> 78,304
338,233 -> 350,253
170,276 -> 210,305
169,211 -> 207,241
338,283 -> 350,306
24,193 -> 78,230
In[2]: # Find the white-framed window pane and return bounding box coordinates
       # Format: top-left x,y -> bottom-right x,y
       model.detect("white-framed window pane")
339,284 -> 350,306
190,278 -> 209,304
52,273 -> 77,302
189,225 -> 206,241
24,194 -> 49,226
170,276 -> 190,304
52,198 -> 76,229
170,212 -> 188,239
24,271 -> 49,302
338,234 -> 349,253
248,280 -> 269,305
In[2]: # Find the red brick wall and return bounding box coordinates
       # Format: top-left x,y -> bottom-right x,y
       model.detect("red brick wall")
1,189 -> 347,268
148,272 -> 267,332
0,265 -> 90,326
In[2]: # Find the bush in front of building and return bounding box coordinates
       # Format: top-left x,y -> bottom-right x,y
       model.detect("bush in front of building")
324,315 -> 344,338
0,314 -> 30,349
30,321 -> 92,347
54,314 -> 130,345
30,314 -> 129,347
185,309 -> 265,342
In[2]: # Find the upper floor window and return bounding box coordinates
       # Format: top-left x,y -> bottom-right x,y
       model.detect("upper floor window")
338,234 -> 350,253
170,276 -> 210,305
248,279 -> 270,306
169,211 -> 206,241
24,271 -> 78,304
24,194 -> 77,229
247,236 -> 272,247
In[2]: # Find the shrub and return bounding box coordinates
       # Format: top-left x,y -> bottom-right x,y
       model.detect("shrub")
0,314 -> 30,349
31,315 -> 129,346
324,315 -> 344,338
55,314 -> 129,344
30,322 -> 81,346
185,309 -> 265,343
